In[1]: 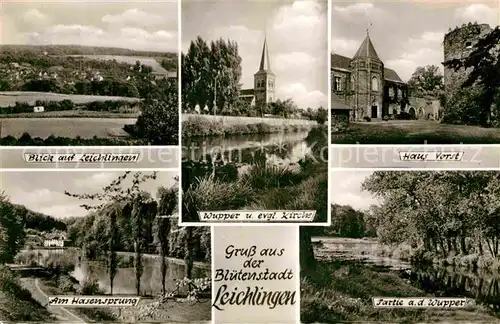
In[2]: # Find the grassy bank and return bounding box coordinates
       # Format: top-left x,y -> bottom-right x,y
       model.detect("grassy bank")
182,116 -> 311,138
0,110 -> 139,118
301,260 -> 498,323
0,266 -> 52,321
332,123 -> 500,144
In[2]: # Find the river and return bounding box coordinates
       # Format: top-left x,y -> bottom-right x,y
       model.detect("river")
21,249 -> 210,296
312,237 -> 500,313
183,131 -> 312,170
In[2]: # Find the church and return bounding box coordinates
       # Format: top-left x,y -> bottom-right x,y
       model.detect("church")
331,32 -> 409,121
239,37 -> 276,107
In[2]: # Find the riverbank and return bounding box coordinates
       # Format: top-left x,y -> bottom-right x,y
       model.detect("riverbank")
332,122 -> 500,144
301,260 -> 499,323
182,115 -> 312,138
0,266 -> 53,322
37,270 -> 211,323
182,125 -> 328,222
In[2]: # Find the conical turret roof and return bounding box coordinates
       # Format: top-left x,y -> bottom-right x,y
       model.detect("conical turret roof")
353,34 -> 381,60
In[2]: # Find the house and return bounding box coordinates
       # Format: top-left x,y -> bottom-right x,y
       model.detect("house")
331,31 -> 409,120
43,239 -> 65,248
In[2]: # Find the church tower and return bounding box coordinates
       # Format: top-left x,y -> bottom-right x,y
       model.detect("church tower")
350,31 -> 384,120
254,37 -> 275,108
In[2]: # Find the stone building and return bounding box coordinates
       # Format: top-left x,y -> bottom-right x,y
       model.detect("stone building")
331,32 -> 409,120
240,37 -> 276,107
443,23 -> 492,101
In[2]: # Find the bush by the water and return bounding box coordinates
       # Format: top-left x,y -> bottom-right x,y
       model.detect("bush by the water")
0,99 -> 139,115
0,133 -> 140,146
182,116 -> 309,138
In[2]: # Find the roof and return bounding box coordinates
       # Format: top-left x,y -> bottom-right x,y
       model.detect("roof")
331,53 -> 404,83
258,37 -> 272,73
240,88 -> 254,96
331,94 -> 351,110
353,34 -> 381,60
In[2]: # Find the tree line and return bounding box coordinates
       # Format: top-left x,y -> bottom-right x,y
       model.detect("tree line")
362,171 -> 500,259
64,172 -> 209,296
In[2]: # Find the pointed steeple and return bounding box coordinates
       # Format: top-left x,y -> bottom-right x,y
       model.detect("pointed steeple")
353,33 -> 381,60
258,36 -> 272,72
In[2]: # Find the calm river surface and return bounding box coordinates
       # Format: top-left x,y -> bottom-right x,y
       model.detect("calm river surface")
24,249 -> 210,296
313,237 -> 500,312
183,131 -> 313,169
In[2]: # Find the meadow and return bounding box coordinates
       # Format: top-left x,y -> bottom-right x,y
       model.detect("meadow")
0,91 -> 141,108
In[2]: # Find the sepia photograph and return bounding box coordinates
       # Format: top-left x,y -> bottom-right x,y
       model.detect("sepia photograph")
0,171 -> 211,323
330,1 -> 500,144
181,0 -> 329,224
300,170 -> 500,323
0,1 -> 178,146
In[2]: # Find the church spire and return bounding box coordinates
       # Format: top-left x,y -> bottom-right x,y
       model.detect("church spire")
258,35 -> 272,72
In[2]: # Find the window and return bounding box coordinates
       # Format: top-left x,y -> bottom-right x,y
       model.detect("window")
351,75 -> 355,91
398,89 -> 403,98
360,62 -> 365,68
334,76 -> 342,91
371,76 -> 378,92
465,41 -> 472,49
389,87 -> 394,98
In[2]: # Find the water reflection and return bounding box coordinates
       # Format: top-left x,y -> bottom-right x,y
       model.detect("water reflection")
24,249 -> 209,296
313,237 -> 500,313
183,131 -> 311,165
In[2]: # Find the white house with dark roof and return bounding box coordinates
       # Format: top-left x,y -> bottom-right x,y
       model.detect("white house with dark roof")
331,32 -> 409,121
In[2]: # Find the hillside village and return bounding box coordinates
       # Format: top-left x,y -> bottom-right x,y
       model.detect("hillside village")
0,49 -> 177,99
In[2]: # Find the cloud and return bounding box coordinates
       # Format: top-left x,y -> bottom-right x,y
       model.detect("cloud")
102,8 -> 165,27
333,2 -> 388,21
279,83 -> 327,109
331,37 -> 361,57
385,30 -> 445,81
330,171 -> 378,210
268,0 -> 328,108
23,9 -> 48,25
455,4 -> 499,26
27,24 -> 176,52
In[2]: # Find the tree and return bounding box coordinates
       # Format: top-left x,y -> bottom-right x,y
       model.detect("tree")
315,106 -> 328,125
156,184 -> 178,295
407,65 -> 443,96
133,78 -> 178,145
65,171 -> 158,296
182,36 -> 242,113
444,26 -> 500,125
0,192 -> 26,264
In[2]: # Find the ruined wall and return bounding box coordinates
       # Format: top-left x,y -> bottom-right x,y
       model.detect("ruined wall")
443,23 -> 492,100
409,97 -> 441,120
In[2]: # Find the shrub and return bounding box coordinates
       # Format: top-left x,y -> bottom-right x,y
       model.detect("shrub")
383,115 -> 389,121
363,116 -> 371,122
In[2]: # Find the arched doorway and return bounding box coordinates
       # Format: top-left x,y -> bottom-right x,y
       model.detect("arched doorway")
371,100 -> 379,119
409,107 -> 416,119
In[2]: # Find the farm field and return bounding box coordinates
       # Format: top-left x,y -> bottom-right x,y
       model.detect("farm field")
0,91 -> 142,107
64,55 -> 169,74
0,117 -> 136,138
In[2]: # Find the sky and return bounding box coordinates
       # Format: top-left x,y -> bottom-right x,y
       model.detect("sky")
331,0 -> 500,82
0,171 -> 177,219
330,170 -> 379,211
1,0 -> 178,52
181,0 -> 328,109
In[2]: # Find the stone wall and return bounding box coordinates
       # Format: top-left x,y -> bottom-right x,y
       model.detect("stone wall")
182,113 -> 317,127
